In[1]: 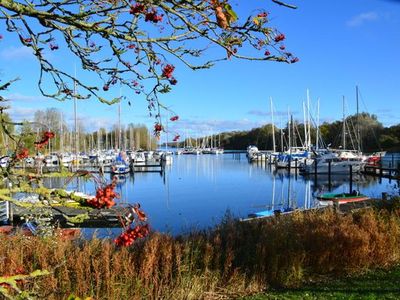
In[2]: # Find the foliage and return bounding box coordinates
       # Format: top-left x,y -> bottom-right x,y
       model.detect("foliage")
212,113 -> 391,152
2,207 -> 400,299
0,0 -> 298,124
0,269 -> 50,299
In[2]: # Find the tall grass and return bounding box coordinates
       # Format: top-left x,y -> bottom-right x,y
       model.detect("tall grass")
2,204 -> 400,299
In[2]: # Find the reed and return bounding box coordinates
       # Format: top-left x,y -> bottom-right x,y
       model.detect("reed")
2,204 -> 400,299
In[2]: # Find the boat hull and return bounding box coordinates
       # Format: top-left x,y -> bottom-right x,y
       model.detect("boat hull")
317,193 -> 369,204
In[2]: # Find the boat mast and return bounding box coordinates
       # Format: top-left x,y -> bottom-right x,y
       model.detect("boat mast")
73,66 -> 79,168
307,89 -> 311,150
316,98 -> 320,150
288,108 -> 291,154
356,85 -> 361,152
270,97 -> 276,153
303,101 -> 307,149
60,113 -> 63,153
165,113 -> 169,152
342,95 -> 346,150
118,88 -> 122,151
105,128 -> 108,150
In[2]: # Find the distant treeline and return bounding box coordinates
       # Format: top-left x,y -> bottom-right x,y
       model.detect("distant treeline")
0,108 -> 158,155
182,113 -> 399,153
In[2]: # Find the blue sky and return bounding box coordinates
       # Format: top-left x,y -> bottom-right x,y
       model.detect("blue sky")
1,0 -> 399,138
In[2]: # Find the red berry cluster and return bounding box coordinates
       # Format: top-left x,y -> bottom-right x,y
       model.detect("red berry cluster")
162,64 -> 175,79
145,9 -> 163,23
130,3 -> 163,23
290,57 -> 299,63
257,12 -> 268,18
169,77 -> 178,85
169,115 -> 179,122
274,33 -> 285,43
87,179 -> 119,209
133,204 -> 147,221
49,43 -> 59,50
130,3 -> 146,14
154,123 -> 163,133
114,224 -> 150,247
35,131 -> 55,149
16,148 -> 29,160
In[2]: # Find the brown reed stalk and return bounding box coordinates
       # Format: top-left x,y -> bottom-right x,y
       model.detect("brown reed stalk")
1,205 -> 400,299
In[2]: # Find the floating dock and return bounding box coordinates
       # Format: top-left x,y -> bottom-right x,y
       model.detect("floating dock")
6,202 -> 126,228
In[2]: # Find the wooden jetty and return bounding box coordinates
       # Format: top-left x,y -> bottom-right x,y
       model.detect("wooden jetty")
131,161 -> 164,173
6,202 -> 126,228
241,198 -> 380,222
363,165 -> 399,179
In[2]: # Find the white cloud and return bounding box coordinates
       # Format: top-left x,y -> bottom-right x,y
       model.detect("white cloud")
346,12 -> 379,27
167,118 -> 266,135
65,115 -> 115,131
8,107 -> 37,120
0,46 -> 34,60
5,93 -> 47,102
247,110 -> 296,117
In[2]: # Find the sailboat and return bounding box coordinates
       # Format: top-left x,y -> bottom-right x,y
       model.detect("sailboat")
111,94 -> 130,174
161,114 -> 173,164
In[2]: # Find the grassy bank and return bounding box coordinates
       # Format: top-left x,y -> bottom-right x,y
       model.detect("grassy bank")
246,266 -> 400,299
2,200 -> 400,299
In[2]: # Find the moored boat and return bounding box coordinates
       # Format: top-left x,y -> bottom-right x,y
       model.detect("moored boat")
316,192 -> 369,204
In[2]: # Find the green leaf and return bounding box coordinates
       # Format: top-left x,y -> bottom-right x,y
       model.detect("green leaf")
158,85 -> 172,94
224,4 -> 238,24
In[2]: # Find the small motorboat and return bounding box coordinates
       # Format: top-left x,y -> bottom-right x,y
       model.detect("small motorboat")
111,162 -> 130,174
316,191 -> 369,204
245,207 -> 295,220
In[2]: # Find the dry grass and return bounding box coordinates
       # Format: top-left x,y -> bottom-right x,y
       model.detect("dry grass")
2,203 -> 400,299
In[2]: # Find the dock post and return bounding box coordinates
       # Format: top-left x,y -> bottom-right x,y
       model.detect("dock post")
349,165 -> 353,194
328,161 -> 332,192
288,156 -> 291,172
295,159 -> 298,180
392,154 -> 394,168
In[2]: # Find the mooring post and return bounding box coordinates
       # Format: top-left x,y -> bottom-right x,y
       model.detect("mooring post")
349,165 -> 353,194
288,156 -> 291,172
295,158 -> 298,180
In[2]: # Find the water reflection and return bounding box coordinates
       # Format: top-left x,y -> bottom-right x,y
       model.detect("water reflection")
43,154 -> 398,234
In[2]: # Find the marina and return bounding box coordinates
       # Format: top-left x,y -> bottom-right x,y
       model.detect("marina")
3,150 -> 397,235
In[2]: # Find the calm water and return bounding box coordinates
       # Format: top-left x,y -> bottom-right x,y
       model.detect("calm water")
44,153 -> 399,235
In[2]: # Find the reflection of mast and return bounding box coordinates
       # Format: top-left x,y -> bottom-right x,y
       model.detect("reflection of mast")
271,176 -> 276,209
342,96 -> 346,149
287,171 -> 291,209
